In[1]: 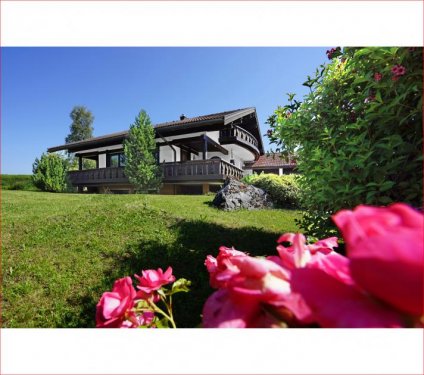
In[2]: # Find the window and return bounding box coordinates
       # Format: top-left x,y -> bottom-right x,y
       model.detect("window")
107,152 -> 125,167
119,153 -> 126,167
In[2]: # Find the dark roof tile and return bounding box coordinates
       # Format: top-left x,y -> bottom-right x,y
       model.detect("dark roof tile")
252,153 -> 296,168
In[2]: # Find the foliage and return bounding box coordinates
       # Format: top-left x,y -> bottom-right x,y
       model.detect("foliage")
1,175 -> 38,191
124,110 -> 162,192
202,203 -> 423,328
65,106 -> 95,170
2,191 -> 300,327
65,106 -> 94,144
267,47 -> 423,237
242,173 -> 301,208
32,153 -> 69,192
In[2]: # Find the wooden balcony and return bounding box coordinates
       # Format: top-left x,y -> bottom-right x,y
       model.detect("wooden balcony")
68,159 -> 243,187
68,167 -> 129,186
219,125 -> 260,156
161,159 -> 243,182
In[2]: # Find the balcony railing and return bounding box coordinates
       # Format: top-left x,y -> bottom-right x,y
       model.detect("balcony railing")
219,125 -> 259,154
161,159 -> 243,182
68,159 -> 243,186
68,167 -> 129,185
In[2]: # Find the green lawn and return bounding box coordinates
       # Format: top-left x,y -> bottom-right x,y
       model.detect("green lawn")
1,190 -> 301,328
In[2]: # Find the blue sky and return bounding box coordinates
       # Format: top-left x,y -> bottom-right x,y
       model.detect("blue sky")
2,47 -> 330,174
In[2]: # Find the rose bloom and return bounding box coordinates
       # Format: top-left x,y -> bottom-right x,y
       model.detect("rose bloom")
96,277 -> 137,328
135,267 -> 176,296
333,203 -> 423,316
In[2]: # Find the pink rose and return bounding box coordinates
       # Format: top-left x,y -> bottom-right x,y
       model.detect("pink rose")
96,277 -> 136,328
291,268 -> 405,328
135,267 -> 176,295
203,249 -> 312,327
205,246 -> 249,288
333,204 -> 423,316
120,311 -> 155,328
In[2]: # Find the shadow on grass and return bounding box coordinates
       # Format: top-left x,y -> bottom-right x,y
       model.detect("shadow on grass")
79,219 -> 282,328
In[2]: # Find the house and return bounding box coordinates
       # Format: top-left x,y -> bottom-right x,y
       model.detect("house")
47,107 -> 265,194
244,153 -> 297,175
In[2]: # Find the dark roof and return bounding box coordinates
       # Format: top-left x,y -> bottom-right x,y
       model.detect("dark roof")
47,107 -> 263,153
251,153 -> 296,168
155,108 -> 253,129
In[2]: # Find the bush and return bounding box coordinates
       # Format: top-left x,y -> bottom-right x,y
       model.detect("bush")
243,173 -> 301,208
1,175 -> 38,191
267,47 -> 423,237
32,153 -> 69,192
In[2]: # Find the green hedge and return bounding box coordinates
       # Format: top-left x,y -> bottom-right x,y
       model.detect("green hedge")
1,175 -> 38,191
243,173 -> 301,209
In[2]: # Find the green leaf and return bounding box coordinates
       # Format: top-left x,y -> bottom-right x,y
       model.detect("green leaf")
170,278 -> 191,295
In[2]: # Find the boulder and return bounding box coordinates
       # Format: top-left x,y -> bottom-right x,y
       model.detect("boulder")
212,178 -> 273,210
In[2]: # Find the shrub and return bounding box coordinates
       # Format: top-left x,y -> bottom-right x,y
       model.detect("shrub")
32,153 -> 69,192
243,173 -> 301,208
267,47 -> 423,237
1,175 -> 37,191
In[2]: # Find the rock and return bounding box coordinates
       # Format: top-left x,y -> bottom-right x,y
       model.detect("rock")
212,178 -> 273,210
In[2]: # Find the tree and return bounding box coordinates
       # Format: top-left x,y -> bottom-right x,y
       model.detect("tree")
124,110 -> 162,192
65,106 -> 96,170
268,47 -> 423,238
65,106 -> 94,143
32,153 -> 69,192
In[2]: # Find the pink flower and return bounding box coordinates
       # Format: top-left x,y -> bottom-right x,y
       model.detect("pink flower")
273,232 -> 338,269
203,247 -> 312,327
96,277 -> 136,328
120,311 -> 155,328
291,268 -> 405,328
374,72 -> 382,81
205,246 -> 248,288
135,267 -> 176,295
333,203 -> 423,316
391,64 -> 406,77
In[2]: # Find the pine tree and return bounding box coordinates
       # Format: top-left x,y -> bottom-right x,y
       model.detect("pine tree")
124,110 -> 162,192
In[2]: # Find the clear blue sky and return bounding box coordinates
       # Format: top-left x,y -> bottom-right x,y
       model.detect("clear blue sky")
2,47 -> 330,174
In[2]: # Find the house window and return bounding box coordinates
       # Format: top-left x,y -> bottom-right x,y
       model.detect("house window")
107,152 -> 126,168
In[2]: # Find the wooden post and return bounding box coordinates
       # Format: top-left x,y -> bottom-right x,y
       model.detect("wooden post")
203,135 -> 208,160
202,183 -> 209,195
78,156 -> 83,171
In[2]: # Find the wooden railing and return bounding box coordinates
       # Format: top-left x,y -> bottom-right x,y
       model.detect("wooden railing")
67,159 -> 244,186
68,167 -> 129,185
161,159 -> 243,182
219,125 -> 259,150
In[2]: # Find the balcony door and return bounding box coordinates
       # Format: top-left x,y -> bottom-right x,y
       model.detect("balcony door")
181,149 -> 190,162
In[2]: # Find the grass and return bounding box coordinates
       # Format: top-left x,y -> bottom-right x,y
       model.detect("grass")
1,190 -> 301,328
1,174 -> 38,191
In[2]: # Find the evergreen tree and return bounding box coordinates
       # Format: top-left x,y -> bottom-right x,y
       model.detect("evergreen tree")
124,110 -> 162,192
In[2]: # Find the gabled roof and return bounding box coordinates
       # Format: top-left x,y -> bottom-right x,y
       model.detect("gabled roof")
251,153 -> 296,168
155,107 -> 254,129
47,107 -> 263,154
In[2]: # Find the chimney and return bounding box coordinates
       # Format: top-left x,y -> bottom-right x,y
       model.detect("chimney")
180,114 -> 186,120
